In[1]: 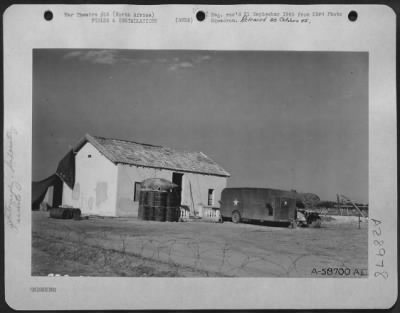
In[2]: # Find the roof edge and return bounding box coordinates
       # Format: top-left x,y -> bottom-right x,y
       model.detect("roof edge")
73,133 -> 230,176
199,151 -> 230,177
116,162 -> 230,177
73,133 -> 118,165
92,135 -> 163,148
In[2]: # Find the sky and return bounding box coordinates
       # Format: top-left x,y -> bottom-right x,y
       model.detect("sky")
33,49 -> 368,202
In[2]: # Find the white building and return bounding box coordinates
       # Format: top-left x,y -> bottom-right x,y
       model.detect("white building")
58,134 -> 230,217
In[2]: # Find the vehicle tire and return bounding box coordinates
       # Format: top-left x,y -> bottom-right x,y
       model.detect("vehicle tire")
310,218 -> 321,228
232,211 -> 241,223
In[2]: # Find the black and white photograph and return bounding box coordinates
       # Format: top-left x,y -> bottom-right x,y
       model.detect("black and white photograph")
3,4 -> 396,310
32,49 -> 369,278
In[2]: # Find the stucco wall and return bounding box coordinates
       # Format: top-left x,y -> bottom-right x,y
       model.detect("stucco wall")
116,165 -> 228,217
180,172 -> 227,213
62,142 -> 118,216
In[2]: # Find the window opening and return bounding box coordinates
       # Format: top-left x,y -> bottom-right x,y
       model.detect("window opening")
208,189 -> 214,206
266,203 -> 273,216
134,182 -> 141,202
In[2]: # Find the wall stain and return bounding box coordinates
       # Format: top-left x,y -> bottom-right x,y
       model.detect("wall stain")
72,182 -> 80,200
88,197 -> 94,211
96,182 -> 108,207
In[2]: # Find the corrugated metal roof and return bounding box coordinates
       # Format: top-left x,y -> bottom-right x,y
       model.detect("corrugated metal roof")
77,134 -> 230,177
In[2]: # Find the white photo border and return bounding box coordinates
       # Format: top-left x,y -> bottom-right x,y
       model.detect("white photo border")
3,4 -> 397,310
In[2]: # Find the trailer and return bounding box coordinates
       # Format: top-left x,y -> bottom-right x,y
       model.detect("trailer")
219,188 -> 297,226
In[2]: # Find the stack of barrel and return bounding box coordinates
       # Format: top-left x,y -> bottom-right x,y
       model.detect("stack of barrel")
138,178 -> 181,222
49,207 -> 81,220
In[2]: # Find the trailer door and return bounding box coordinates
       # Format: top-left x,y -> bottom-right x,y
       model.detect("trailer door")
275,197 -> 290,220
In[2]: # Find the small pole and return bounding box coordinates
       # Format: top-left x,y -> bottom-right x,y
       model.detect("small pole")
336,194 -> 341,216
358,213 -> 361,229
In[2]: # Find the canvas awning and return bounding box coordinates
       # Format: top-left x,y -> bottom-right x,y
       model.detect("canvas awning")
32,174 -> 59,210
56,149 -> 75,189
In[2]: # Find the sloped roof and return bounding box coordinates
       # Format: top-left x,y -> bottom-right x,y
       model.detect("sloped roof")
75,134 -> 230,177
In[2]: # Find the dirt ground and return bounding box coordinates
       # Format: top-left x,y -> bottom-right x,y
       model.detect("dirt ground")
32,211 -> 368,277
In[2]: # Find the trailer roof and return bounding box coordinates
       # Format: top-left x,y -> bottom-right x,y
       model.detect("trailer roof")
224,187 -> 293,192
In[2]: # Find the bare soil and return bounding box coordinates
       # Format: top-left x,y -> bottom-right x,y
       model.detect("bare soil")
32,211 -> 368,277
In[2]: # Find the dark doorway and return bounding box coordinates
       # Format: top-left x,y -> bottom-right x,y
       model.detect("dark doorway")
52,178 -> 63,208
172,172 -> 183,202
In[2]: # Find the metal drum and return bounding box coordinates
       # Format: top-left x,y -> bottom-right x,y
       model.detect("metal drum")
153,192 -> 168,221
138,178 -> 181,222
49,207 -> 73,219
166,190 -> 181,222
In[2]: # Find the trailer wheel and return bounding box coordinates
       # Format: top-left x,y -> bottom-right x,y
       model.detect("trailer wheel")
309,218 -> 321,228
232,211 -> 241,224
